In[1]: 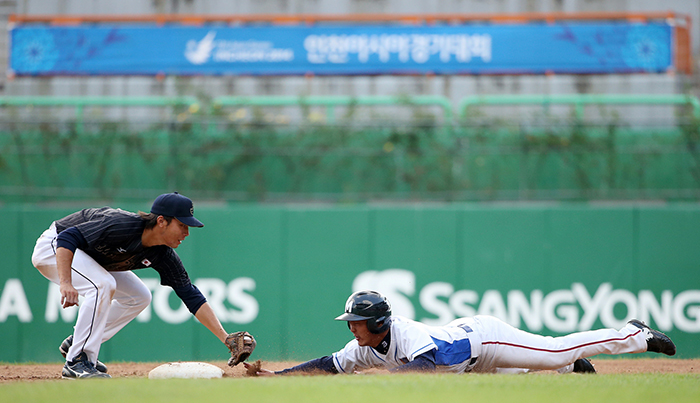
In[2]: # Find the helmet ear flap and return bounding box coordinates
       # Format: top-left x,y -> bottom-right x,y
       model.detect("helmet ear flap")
367,316 -> 390,334
346,317 -> 390,334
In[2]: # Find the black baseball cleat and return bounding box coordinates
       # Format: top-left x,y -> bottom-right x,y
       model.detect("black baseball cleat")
62,352 -> 112,379
628,319 -> 676,356
60,335 -> 109,373
573,358 -> 596,374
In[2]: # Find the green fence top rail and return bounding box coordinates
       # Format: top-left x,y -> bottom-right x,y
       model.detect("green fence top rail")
0,96 -> 200,107
212,95 -> 454,123
0,96 -> 202,135
458,94 -> 700,120
2,94 -> 699,123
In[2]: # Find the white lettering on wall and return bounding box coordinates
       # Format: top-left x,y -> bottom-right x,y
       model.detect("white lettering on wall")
225,277 -> 258,324
351,269 -> 700,333
0,279 -> 33,322
18,277 -> 259,325
353,269 -> 416,319
304,33 -> 492,64
195,277 -> 259,324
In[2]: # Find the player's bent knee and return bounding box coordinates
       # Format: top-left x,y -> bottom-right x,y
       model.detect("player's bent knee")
91,276 -> 118,300
137,290 -> 152,308
103,277 -> 118,294
129,283 -> 153,309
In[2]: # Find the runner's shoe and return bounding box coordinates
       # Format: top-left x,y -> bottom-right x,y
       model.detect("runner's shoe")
628,319 -> 676,356
573,358 -> 596,374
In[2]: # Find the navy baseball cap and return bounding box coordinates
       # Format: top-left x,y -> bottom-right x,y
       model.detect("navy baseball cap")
150,192 -> 204,227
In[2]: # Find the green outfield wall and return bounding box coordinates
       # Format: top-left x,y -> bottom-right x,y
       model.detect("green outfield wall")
1,203 -> 699,363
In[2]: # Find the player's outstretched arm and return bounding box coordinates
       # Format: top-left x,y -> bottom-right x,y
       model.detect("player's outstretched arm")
193,304 -> 257,367
194,302 -> 228,342
391,351 -> 437,373
56,247 -> 79,308
248,356 -> 339,376
244,362 -> 276,376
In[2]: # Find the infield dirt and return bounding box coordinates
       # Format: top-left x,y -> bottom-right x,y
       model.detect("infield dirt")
1,359 -> 697,382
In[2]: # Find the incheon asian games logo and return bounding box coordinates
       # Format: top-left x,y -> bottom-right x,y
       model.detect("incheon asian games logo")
184,31 -> 216,65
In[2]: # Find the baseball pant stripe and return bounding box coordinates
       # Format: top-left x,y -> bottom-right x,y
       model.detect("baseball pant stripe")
69,267 -> 100,359
62,249 -> 118,365
467,315 -> 648,372
481,329 -> 642,353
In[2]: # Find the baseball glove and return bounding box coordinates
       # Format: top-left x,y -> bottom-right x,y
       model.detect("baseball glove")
225,331 -> 257,367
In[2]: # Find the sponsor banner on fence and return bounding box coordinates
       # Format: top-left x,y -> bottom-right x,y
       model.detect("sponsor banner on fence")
0,277 -> 258,325
9,22 -> 671,76
3,205 -> 699,362
352,270 -> 700,333
3,274 -> 698,333
2,272 -> 698,363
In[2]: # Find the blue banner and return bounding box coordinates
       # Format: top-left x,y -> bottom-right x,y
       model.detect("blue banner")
9,23 -> 672,76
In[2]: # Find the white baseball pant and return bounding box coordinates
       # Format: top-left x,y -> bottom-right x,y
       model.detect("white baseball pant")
31,222 -> 152,365
449,315 -> 647,373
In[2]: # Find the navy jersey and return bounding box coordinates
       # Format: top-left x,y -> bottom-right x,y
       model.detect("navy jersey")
55,207 -> 192,289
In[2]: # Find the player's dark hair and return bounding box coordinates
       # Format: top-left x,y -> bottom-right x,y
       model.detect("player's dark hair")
139,211 -> 174,230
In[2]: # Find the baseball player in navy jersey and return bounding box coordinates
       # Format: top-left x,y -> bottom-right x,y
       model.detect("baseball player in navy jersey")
31,192 -> 238,379
246,290 -> 676,376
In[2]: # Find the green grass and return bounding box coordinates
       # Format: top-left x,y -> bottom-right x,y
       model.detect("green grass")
2,373 -> 699,403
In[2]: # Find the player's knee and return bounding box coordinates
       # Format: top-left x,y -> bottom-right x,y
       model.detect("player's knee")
133,285 -> 152,309
30,252 -> 41,269
98,276 -> 118,297
31,247 -> 54,269
138,289 -> 152,308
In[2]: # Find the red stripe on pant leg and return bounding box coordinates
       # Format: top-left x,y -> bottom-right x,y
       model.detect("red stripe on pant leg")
481,330 -> 642,353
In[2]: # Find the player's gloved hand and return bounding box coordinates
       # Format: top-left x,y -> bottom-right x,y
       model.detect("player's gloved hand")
225,331 -> 256,367
244,361 -> 275,376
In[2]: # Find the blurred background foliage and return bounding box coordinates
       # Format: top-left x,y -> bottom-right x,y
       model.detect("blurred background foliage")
2,99 -> 699,204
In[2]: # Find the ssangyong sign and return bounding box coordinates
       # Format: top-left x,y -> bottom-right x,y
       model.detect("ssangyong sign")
352,269 -> 700,333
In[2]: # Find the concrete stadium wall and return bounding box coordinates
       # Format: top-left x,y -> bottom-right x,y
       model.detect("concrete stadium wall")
0,0 -> 697,125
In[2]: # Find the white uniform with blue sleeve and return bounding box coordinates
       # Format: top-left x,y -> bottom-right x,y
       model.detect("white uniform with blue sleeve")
267,290 -> 674,377
332,316 -> 480,374
332,314 -> 652,374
